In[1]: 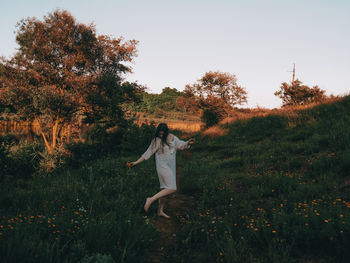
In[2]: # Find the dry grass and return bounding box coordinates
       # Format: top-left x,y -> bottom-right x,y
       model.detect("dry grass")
135,118 -> 204,133
220,96 -> 344,126
201,125 -> 228,138
0,96 -> 344,137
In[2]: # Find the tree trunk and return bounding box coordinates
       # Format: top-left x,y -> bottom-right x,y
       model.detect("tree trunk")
36,120 -> 53,155
36,116 -> 62,155
52,116 -> 59,150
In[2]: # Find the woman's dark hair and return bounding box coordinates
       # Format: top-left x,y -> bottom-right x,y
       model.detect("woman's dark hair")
155,123 -> 169,148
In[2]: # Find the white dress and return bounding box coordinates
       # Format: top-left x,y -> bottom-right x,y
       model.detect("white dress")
141,134 -> 190,190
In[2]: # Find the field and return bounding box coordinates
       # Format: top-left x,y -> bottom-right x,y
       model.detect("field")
1,96 -> 350,262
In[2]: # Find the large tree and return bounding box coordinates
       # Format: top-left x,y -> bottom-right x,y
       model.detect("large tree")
0,10 -> 138,154
183,71 -> 248,125
274,79 -> 326,107
185,71 -> 248,107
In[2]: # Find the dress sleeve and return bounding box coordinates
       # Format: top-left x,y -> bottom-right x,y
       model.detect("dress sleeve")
142,138 -> 159,160
174,135 -> 190,150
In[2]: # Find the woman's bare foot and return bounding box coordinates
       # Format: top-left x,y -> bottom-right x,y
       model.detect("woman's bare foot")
157,210 -> 171,219
144,197 -> 152,212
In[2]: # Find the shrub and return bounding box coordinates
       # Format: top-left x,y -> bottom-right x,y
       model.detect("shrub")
7,139 -> 44,178
202,108 -> 220,127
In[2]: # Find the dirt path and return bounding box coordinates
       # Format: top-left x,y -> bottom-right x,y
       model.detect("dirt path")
146,150 -> 196,263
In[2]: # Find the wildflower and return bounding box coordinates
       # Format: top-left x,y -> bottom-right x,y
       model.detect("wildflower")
272,230 -> 276,234
340,214 -> 344,218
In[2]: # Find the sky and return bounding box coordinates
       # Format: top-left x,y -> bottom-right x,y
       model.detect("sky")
1,0 -> 349,108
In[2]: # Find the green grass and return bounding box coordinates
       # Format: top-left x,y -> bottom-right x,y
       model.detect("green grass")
1,96 -> 350,262
0,156 -> 160,263
175,96 -> 350,262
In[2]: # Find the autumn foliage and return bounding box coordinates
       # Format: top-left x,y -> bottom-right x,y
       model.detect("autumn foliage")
0,10 -> 138,154
184,71 -> 248,126
274,79 -> 327,107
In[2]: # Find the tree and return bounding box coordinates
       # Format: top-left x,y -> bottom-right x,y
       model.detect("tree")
274,79 -> 326,107
200,96 -> 228,127
185,71 -> 248,126
160,87 -> 183,97
0,10 -> 138,154
185,71 -> 248,106
158,87 -> 183,111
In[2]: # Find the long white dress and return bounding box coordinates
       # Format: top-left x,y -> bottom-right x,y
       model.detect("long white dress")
141,134 -> 190,190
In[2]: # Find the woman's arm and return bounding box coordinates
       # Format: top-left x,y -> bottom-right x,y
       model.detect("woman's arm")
174,136 -> 195,150
130,156 -> 145,167
129,138 -> 159,167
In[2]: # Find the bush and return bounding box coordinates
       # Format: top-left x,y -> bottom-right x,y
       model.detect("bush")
7,139 -> 44,178
119,123 -> 156,153
0,143 -> 12,180
202,108 -> 220,127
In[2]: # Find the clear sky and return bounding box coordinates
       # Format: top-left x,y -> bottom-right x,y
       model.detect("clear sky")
1,0 -> 349,108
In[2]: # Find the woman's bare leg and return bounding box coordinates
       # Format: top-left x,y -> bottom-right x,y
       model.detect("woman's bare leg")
144,188 -> 176,212
158,198 -> 170,219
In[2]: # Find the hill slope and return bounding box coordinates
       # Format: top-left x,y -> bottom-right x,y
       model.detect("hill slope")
175,96 -> 350,262
1,96 -> 349,263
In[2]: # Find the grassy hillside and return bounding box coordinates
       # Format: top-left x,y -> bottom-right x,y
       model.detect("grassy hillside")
0,96 -> 349,262
175,95 -> 350,262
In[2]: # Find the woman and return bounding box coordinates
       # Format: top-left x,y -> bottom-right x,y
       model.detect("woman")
129,123 -> 195,219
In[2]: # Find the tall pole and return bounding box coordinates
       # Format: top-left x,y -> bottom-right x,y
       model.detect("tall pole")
292,63 -> 295,85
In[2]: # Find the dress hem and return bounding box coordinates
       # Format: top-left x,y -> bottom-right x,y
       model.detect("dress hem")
160,186 -> 177,190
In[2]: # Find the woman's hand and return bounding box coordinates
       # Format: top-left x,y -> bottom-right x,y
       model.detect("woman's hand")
126,161 -> 136,168
188,138 -> 195,145
126,157 -> 145,168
